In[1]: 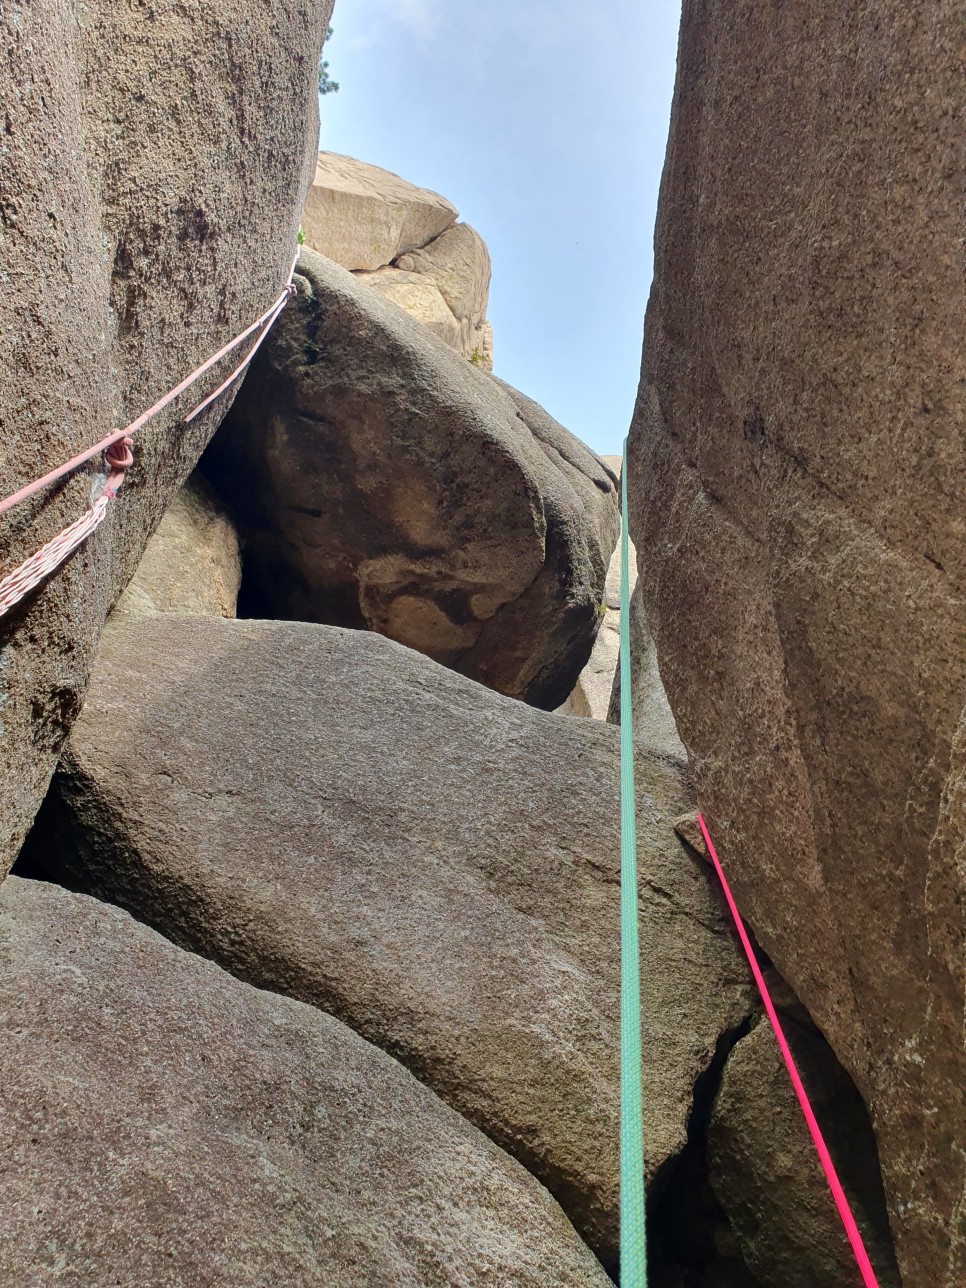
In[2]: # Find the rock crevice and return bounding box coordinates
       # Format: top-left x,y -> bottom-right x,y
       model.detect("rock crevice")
22,612 -> 756,1272
626,5 -> 965,1279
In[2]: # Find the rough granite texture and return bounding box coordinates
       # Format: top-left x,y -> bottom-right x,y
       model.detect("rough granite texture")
357,221 -> 494,366
29,614 -> 754,1270
557,531 -> 625,721
0,0 -> 331,879
709,1017 -> 901,1288
627,4 -> 966,1282
608,583 -> 686,764
0,876 -> 611,1288
205,249 -> 620,709
111,473 -> 241,619
301,150 -> 458,271
558,456 -> 623,724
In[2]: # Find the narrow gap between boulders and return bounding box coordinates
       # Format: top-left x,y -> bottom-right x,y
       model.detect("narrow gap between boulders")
645,1019 -> 763,1288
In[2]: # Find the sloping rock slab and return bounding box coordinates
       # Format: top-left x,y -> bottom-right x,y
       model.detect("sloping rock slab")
302,150 -> 457,270
204,248 -> 619,709
29,614 -> 754,1268
626,4 -> 966,1281
0,0 -> 330,879
0,876 -> 609,1288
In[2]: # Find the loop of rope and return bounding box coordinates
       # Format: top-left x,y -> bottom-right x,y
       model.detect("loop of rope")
104,435 -> 134,473
0,252 -> 299,620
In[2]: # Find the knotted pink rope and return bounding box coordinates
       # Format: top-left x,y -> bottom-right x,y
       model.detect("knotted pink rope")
697,813 -> 881,1288
0,253 -> 299,619
0,439 -> 132,619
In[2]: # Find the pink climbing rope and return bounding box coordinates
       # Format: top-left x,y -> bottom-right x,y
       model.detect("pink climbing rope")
0,438 -> 134,618
696,813 -> 881,1288
0,252 -> 299,620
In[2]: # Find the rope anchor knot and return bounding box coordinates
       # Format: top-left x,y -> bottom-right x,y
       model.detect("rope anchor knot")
104,436 -> 134,473
0,247 -> 299,621
102,436 -> 135,499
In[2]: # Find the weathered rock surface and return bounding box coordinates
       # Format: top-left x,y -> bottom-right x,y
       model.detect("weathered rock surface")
111,473 -> 241,619
709,1017 -> 901,1288
0,875 -> 611,1288
357,221 -> 494,367
28,613 -> 755,1267
0,0 -> 331,880
628,5 -> 966,1281
557,551 -> 621,720
301,151 -> 458,271
609,582 -> 687,762
205,249 -> 620,709
558,454 -> 684,763
558,456 -> 624,720
302,154 -> 494,365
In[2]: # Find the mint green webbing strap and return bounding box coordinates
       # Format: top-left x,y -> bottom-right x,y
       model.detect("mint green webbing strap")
618,440 -> 647,1285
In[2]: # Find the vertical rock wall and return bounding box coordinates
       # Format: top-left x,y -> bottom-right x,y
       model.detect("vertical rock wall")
627,3 -> 966,1283
0,0 -> 331,878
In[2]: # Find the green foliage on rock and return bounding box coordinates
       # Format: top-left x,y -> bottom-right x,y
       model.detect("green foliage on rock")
319,26 -> 339,96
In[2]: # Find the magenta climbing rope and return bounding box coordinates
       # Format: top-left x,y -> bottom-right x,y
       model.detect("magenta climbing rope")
697,813 -> 881,1288
0,252 -> 299,620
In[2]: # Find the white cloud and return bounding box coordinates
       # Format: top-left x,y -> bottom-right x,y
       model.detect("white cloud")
376,0 -> 439,39
342,0 -> 439,51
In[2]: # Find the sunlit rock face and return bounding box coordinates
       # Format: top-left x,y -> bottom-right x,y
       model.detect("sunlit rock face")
302,151 -> 493,366
206,249 -> 619,709
627,3 -> 966,1283
110,474 -> 241,621
301,150 -> 459,270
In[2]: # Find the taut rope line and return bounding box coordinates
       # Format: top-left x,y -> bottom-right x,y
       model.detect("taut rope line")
697,813 -> 881,1288
618,439 -> 648,1286
0,251 -> 299,619
618,449 -> 881,1287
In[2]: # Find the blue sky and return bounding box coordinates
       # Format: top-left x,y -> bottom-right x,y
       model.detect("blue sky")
321,1 -> 682,456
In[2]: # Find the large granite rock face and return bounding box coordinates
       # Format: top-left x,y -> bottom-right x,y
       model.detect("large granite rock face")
301,152 -> 493,365
111,474 -> 241,619
708,1018 -> 901,1288
27,613 -> 754,1268
357,221 -> 494,367
608,583 -> 687,763
627,5 -> 966,1283
0,876 -> 610,1288
301,151 -> 458,271
205,249 -> 620,709
0,0 -> 330,880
